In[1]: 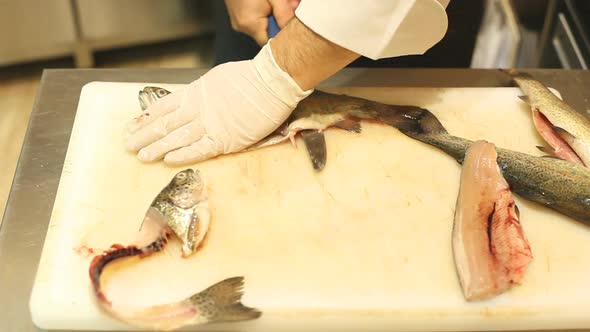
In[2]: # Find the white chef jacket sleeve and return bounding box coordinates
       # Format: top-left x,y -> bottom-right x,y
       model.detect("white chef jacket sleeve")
295,0 -> 450,60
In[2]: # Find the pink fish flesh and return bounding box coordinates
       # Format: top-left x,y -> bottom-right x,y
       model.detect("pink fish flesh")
452,140 -> 533,301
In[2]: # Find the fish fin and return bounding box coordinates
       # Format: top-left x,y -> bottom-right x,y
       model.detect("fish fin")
536,145 -> 555,154
518,95 -> 530,104
189,276 -> 261,323
552,126 -> 577,141
301,130 -> 327,172
334,118 -> 362,133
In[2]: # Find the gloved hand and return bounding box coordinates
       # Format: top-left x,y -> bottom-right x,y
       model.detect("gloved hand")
125,42 -> 313,166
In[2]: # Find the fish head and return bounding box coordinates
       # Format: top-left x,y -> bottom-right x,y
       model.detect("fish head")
166,168 -> 207,209
150,169 -> 210,257
138,86 -> 172,111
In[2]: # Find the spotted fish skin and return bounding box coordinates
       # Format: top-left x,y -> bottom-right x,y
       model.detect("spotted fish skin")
397,107 -> 590,225
504,69 -> 590,166
188,276 -> 261,323
147,168 -> 209,257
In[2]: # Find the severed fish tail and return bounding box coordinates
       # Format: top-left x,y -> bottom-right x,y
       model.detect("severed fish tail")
188,276 -> 262,323
89,245 -> 260,330
107,277 -> 261,331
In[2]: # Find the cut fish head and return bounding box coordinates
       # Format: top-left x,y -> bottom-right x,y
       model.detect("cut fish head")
138,86 -> 171,111
150,168 -> 210,257
166,168 -> 206,208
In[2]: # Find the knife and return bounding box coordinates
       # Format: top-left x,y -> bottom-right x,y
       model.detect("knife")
267,15 -> 328,172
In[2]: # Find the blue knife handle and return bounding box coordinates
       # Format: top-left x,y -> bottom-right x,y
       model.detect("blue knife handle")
267,15 -> 280,38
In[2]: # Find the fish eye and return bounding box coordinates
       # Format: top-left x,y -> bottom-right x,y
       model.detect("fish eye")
157,89 -> 166,96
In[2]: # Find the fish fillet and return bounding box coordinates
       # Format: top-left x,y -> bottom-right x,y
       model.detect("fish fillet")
452,140 -> 533,301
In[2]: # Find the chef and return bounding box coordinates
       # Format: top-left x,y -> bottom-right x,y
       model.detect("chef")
125,0 -> 450,165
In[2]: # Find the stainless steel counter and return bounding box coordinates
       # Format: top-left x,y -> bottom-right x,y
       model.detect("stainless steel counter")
1,68 -> 589,332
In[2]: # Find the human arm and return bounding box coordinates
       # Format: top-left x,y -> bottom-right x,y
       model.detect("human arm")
271,17 -> 359,91
125,16 -> 359,165
125,1 -> 450,165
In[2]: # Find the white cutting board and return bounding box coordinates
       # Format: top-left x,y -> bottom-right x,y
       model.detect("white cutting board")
29,82 -> 590,332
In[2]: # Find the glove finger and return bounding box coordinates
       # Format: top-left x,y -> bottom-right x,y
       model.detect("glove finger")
137,121 -> 206,162
126,88 -> 183,134
126,107 -> 197,152
163,136 -> 220,166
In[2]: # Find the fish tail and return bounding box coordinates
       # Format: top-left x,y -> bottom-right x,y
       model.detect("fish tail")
97,277 -> 260,331
385,105 -> 449,137
188,276 -> 261,323
386,106 -> 474,163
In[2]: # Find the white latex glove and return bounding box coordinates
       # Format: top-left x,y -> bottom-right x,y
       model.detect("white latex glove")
125,42 -> 313,166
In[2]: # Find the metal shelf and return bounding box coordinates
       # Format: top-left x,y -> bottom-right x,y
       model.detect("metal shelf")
0,0 -> 214,68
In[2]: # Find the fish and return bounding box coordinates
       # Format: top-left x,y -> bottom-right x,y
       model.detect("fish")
88,169 -> 260,331
139,86 -> 171,111
452,140 -> 532,301
503,69 -> 590,166
137,87 -> 428,171
396,107 -> 590,226
244,90 -> 428,161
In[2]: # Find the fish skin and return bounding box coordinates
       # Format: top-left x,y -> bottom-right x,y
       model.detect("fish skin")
452,140 -> 532,301
396,108 -> 590,225
504,69 -> 590,166
88,169 -> 260,331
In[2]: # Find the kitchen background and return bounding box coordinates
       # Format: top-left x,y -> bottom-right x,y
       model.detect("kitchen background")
1,0 -> 588,222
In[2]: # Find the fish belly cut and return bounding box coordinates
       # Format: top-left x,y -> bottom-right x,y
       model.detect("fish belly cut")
452,140 -> 533,301
532,110 -> 584,165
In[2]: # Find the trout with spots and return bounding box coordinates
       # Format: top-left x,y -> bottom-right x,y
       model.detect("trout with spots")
503,69 -> 590,166
397,106 -> 590,226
